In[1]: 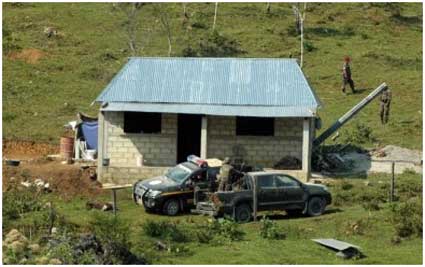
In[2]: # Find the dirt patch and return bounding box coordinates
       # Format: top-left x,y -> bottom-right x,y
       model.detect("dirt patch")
8,48 -> 46,64
3,140 -> 59,160
3,161 -> 102,200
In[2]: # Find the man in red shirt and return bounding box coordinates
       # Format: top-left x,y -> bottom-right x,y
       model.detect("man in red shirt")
341,56 -> 356,94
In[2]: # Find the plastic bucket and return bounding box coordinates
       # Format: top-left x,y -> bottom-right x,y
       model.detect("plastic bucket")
60,137 -> 74,159
86,149 -> 96,160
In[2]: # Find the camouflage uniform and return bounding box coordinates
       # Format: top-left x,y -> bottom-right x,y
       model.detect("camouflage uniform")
342,62 -> 355,94
217,162 -> 233,192
380,89 -> 392,124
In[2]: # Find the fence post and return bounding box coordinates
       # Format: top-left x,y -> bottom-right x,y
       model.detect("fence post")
253,177 -> 257,221
390,161 -> 395,202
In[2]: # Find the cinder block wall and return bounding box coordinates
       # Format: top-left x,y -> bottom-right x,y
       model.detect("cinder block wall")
207,116 -> 303,167
99,112 -> 177,183
104,112 -> 177,167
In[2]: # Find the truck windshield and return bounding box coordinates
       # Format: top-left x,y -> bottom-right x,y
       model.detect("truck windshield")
165,165 -> 192,183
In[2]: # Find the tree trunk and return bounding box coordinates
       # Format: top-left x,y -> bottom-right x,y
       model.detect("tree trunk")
299,3 -> 307,69
213,2 -> 218,31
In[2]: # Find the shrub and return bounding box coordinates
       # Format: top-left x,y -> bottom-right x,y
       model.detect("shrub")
195,218 -> 245,244
303,40 -> 316,52
343,123 -> 376,144
142,220 -> 189,242
90,213 -> 146,264
390,197 -> 422,238
259,216 -> 286,240
3,185 -> 43,228
362,199 -> 381,211
181,30 -> 244,57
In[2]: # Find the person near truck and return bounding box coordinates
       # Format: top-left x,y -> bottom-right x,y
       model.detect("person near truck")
217,157 -> 233,191
341,56 -> 356,94
380,86 -> 392,125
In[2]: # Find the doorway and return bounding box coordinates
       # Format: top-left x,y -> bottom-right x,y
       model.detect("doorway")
177,114 -> 202,163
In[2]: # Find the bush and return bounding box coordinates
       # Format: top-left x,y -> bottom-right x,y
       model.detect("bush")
3,185 -> 43,229
90,213 -> 145,264
142,220 -> 189,242
343,123 -> 376,144
181,30 -> 245,57
3,22 -> 21,54
259,216 -> 286,240
303,40 -> 316,52
195,218 -> 245,244
390,197 -> 422,238
362,199 -> 381,211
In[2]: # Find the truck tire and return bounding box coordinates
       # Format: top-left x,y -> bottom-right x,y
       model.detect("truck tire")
234,204 -> 252,223
307,197 -> 325,216
163,199 -> 180,216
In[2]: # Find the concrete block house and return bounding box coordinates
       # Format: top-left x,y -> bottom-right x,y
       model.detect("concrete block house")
95,57 -> 321,184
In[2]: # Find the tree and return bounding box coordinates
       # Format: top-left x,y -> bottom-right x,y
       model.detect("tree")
266,3 -> 271,14
113,3 -> 145,55
182,2 -> 189,26
153,4 -> 173,57
213,2 -> 218,31
292,3 -> 307,68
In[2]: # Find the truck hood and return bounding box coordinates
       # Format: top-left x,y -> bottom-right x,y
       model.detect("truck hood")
140,175 -> 180,192
304,183 -> 329,193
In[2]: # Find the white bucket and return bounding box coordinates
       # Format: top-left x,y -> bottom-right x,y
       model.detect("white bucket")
86,149 -> 96,160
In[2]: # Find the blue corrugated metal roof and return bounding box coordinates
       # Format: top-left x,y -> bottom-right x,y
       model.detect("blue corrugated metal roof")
96,57 -> 321,116
101,102 -> 317,117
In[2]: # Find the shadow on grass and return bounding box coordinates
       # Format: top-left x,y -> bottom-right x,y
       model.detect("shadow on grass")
352,88 -> 369,94
257,208 -> 343,221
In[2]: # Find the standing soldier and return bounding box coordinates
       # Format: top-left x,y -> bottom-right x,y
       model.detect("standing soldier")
217,157 -> 233,191
341,56 -> 356,94
380,87 -> 392,125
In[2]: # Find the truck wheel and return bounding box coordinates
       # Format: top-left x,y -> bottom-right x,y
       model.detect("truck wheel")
234,204 -> 252,223
163,199 -> 180,216
307,197 -> 325,216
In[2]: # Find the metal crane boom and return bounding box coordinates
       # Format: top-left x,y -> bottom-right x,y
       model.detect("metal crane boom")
313,82 -> 388,147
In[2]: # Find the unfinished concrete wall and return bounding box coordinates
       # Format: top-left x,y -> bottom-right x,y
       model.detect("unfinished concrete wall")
206,116 -> 303,168
99,111 -> 177,183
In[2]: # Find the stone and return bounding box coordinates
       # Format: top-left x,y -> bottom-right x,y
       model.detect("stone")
10,240 -> 26,254
29,243 -> 41,254
49,258 -> 62,265
35,256 -> 50,264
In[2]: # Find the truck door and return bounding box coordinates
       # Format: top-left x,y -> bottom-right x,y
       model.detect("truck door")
274,174 -> 305,207
257,174 -> 280,209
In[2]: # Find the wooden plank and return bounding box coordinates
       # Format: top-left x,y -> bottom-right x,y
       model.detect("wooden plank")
102,183 -> 133,190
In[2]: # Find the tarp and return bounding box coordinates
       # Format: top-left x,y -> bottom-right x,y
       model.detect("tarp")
81,121 -> 98,150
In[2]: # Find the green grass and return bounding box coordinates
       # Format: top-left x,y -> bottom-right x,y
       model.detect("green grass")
5,172 -> 422,264
2,3 -> 422,148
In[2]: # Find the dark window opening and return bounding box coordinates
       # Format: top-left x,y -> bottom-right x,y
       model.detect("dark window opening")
124,112 -> 161,134
236,117 -> 274,136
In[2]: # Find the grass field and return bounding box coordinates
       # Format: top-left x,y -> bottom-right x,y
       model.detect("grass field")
4,171 -> 422,264
3,2 -> 423,149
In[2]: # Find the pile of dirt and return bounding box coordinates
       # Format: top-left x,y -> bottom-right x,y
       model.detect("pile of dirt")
3,161 -> 101,200
3,140 -> 59,160
371,145 -> 422,164
7,48 -> 46,64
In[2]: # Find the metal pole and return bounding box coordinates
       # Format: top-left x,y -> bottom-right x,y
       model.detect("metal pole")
253,177 -> 257,221
390,161 -> 395,202
313,82 -> 388,147
112,189 -> 117,215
